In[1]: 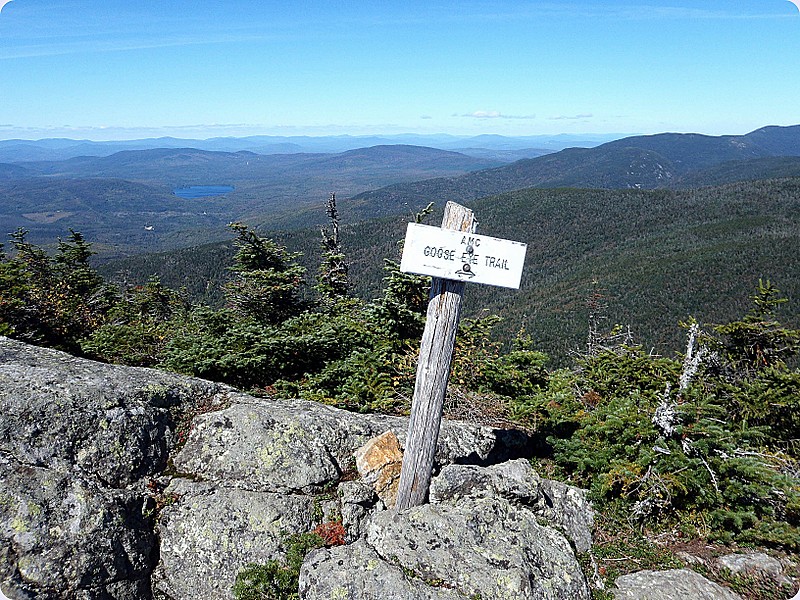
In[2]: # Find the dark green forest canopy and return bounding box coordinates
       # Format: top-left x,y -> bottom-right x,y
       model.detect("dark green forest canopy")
97,177 -> 800,363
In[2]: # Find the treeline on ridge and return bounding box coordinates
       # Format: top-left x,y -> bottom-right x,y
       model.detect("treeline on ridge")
99,177 -> 800,363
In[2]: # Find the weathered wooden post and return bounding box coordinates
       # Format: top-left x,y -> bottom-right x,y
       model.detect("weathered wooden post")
395,201 -> 527,510
395,202 -> 474,509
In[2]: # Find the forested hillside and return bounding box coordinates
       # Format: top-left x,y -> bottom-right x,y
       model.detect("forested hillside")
99,177 -> 800,364
465,178 -> 800,358
0,145 -> 500,252
674,156 -> 800,188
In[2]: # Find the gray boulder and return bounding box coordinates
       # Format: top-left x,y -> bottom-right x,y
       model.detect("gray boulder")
170,400 -> 348,494
300,540 -> 466,600
0,453 -> 155,600
612,569 -> 743,600
0,336 -> 230,599
153,480 -> 316,599
430,459 -> 594,553
301,495 -> 591,600
0,336 -> 230,487
429,457 -> 542,504
716,552 -> 791,585
538,478 -> 595,554
337,480 -> 379,542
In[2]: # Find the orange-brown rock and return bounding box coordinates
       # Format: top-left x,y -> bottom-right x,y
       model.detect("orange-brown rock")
354,430 -> 403,508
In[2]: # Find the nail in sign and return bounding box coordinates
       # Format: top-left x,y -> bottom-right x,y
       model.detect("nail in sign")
400,223 -> 527,289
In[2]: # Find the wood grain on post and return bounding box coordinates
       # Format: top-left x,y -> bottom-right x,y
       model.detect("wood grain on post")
395,201 -> 476,510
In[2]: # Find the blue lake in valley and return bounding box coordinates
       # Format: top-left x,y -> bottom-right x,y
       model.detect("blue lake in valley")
173,185 -> 235,199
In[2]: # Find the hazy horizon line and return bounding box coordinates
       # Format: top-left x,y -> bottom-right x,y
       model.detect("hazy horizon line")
0,131 -> 641,144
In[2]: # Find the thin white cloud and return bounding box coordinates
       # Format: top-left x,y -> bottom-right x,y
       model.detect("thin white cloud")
461,111 -> 536,120
0,31 -> 281,60
0,1 -> 302,60
467,111 -> 502,119
548,114 -> 594,121
593,3 -> 792,20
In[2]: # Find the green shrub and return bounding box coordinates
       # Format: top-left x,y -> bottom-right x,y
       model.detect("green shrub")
1,229 -> 115,352
534,290 -> 800,552
80,276 -> 189,365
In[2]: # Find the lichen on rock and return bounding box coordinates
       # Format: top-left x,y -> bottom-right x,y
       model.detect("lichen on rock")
5,336 -> 775,600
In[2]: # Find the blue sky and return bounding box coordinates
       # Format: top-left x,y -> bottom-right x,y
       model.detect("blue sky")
0,0 -> 798,141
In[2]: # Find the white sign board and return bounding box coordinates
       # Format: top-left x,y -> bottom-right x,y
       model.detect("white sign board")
400,223 -> 527,289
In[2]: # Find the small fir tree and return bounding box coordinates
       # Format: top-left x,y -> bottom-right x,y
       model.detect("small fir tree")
713,279 -> 800,375
316,192 -> 350,303
2,228 -> 113,351
0,242 -> 32,337
80,276 -> 189,366
223,222 -> 306,325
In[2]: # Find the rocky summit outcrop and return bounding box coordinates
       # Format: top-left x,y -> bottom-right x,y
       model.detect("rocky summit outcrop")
0,337 -> 562,599
302,492 -> 590,599
1,337 -> 790,599
1,336 -> 231,599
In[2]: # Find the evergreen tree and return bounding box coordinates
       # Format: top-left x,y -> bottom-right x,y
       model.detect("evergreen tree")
713,279 -> 800,376
316,192 -> 350,303
223,222 -> 306,325
366,203 -> 435,341
367,259 -> 429,341
54,230 -> 103,297
80,276 -> 189,366
707,280 -> 800,447
0,242 -> 32,337
1,229 -> 112,351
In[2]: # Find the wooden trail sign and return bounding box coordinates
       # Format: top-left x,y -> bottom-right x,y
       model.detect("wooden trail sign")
394,202 -> 526,510
400,223 -> 527,289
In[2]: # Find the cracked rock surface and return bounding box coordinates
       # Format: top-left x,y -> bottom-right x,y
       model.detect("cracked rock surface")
1,337 -> 538,599
3,337 -> 784,600
0,337 -> 228,599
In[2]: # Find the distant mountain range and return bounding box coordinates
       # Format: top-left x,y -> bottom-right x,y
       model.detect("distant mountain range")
9,145 -> 499,183
345,125 -> 800,219
0,145 -> 502,253
2,124 -> 800,256
0,132 -> 621,163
